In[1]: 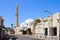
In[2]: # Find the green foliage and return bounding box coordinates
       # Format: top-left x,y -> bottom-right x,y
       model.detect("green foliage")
5,27 -> 15,34
5,27 -> 12,32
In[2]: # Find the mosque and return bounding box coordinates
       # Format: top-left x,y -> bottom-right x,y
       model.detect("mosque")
14,3 -> 60,40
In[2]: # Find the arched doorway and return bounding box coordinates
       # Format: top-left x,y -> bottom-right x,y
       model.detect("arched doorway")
32,18 -> 42,35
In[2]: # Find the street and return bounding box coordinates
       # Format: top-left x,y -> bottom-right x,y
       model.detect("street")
9,35 -> 44,40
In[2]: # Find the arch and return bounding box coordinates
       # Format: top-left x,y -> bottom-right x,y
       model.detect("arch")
32,18 -> 42,35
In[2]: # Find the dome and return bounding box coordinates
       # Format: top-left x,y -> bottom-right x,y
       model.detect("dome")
25,19 -> 34,24
20,22 -> 27,27
20,19 -> 34,28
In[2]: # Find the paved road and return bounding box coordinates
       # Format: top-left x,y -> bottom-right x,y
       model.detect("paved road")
9,35 -> 44,40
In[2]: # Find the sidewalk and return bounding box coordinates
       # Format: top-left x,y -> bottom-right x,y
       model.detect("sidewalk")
9,34 -> 45,40
22,34 -> 44,39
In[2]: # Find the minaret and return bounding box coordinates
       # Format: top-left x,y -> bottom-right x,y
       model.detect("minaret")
15,3 -> 19,27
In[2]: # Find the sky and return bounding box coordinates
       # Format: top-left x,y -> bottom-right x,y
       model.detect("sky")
0,0 -> 60,27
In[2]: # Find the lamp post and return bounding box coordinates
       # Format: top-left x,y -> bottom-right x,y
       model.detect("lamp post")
44,10 -> 53,40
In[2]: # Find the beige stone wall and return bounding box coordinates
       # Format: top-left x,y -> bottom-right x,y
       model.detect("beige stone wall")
33,12 -> 60,40
44,12 -> 59,40
14,27 -> 22,35
14,12 -> 60,40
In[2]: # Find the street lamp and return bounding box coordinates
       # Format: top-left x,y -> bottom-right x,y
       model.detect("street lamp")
44,10 -> 53,40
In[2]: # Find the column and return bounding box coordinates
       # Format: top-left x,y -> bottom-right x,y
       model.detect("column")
48,27 -> 50,36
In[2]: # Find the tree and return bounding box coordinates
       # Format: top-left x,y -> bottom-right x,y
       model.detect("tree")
5,27 -> 15,34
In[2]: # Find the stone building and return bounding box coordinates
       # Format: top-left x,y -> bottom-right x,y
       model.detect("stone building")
13,3 -> 60,40
14,12 -> 60,40
0,16 -> 5,39
20,19 -> 33,35
32,12 -> 60,40
14,19 -> 34,35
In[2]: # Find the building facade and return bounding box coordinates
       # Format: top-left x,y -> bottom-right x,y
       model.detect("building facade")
33,12 -> 60,40
14,19 -> 34,35
14,12 -> 60,40
0,16 -> 6,39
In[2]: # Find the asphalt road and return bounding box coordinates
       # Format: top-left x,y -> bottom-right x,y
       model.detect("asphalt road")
9,35 -> 44,40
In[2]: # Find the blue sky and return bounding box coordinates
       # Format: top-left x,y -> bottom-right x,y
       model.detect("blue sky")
0,0 -> 60,27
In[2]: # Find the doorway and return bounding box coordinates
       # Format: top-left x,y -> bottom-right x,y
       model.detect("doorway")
52,27 -> 57,36
50,27 -> 57,36
28,29 -> 32,35
45,28 -> 48,36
